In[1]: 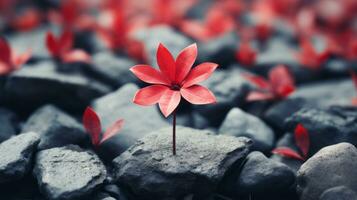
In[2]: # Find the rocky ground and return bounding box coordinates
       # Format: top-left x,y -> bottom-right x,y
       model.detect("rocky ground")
0,0 -> 357,200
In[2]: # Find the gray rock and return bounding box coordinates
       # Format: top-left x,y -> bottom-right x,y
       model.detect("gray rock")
196,68 -> 250,126
104,184 -> 128,200
0,107 -> 18,142
3,61 -> 110,112
89,52 -> 137,87
297,143 -> 357,200
219,108 -> 275,152
34,145 -> 107,200
0,132 -> 40,183
319,186 -> 357,200
285,106 -> 357,154
113,126 -> 252,199
133,25 -> 192,67
92,84 -> 168,159
237,151 -> 295,194
23,105 -> 87,150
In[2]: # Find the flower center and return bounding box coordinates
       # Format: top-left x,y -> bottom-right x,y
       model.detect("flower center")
171,84 -> 181,91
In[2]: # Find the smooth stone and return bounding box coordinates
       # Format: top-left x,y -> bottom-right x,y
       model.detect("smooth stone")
219,108 -> 275,152
319,186 -> 357,200
0,107 -> 18,142
34,145 -> 107,200
297,143 -> 357,200
22,104 -> 87,150
0,132 -> 40,183
113,126 -> 252,199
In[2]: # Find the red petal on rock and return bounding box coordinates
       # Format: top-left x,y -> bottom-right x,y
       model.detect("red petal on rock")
61,49 -> 91,63
181,85 -> 216,105
294,123 -> 310,158
46,31 -> 59,57
272,147 -> 305,161
83,107 -> 101,146
246,91 -> 274,101
243,73 -> 271,90
0,37 -> 11,64
269,65 -> 295,98
100,119 -> 124,144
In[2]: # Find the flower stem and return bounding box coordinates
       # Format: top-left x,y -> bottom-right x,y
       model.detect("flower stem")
172,110 -> 176,156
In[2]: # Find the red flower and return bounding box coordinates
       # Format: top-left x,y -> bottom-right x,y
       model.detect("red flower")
235,41 -> 257,66
244,65 -> 295,101
10,8 -> 42,32
180,8 -> 235,42
46,30 -> 91,64
272,123 -> 310,161
83,107 -> 124,148
0,37 -> 31,75
297,38 -> 329,70
131,43 -> 218,117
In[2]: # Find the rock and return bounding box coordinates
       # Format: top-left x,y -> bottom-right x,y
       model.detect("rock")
264,98 -> 307,131
236,151 -> 295,194
91,84 -> 168,160
319,186 -> 357,200
0,132 -> 40,183
198,32 -> 238,67
113,126 -> 252,199
219,108 -> 275,152
0,107 -> 18,142
297,143 -> 357,200
104,184 -> 128,200
133,25 -> 192,67
2,61 -> 110,112
285,106 -> 357,154
196,68 -> 250,126
22,105 -> 87,150
33,145 -> 107,200
89,52 -> 137,87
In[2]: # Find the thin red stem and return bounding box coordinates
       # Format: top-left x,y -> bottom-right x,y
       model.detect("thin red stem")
172,110 -> 176,156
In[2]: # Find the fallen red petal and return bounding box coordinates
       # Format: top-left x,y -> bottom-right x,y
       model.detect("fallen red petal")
272,147 -> 305,161
294,123 -> 310,158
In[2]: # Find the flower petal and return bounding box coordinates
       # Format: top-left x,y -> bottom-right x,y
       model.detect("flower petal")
59,30 -> 74,53
182,62 -> 218,88
100,119 -> 124,144
269,65 -> 295,98
61,49 -> 91,63
175,43 -> 197,83
0,37 -> 11,64
130,65 -> 170,85
157,43 -> 176,81
272,147 -> 305,161
46,31 -> 59,57
12,50 -> 32,68
82,107 -> 101,146
246,91 -> 275,101
133,85 -> 169,106
181,85 -> 216,104
159,89 -> 181,117
294,124 -> 310,158
242,73 -> 271,90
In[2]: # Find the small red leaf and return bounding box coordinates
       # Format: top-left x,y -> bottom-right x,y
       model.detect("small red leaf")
246,91 -> 274,101
182,62 -> 219,88
294,123 -> 310,158
61,49 -> 91,63
180,85 -> 216,104
46,31 -> 59,57
83,107 -> 101,146
235,42 -> 257,66
269,65 -> 295,98
159,90 -> 181,117
0,37 -> 11,64
12,50 -> 32,69
272,147 -> 305,161
243,73 -> 271,90
100,119 -> 124,144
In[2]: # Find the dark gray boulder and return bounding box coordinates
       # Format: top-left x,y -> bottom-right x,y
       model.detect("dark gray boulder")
92,83 -> 169,159
113,126 -> 252,199
33,145 -> 107,200
219,108 -> 275,152
2,61 -> 110,112
22,105 -> 87,150
319,186 -> 357,200
0,107 -> 18,142
89,52 -> 137,87
0,132 -> 40,183
236,151 -> 295,194
297,143 -> 357,200
196,68 -> 250,126
285,106 -> 357,154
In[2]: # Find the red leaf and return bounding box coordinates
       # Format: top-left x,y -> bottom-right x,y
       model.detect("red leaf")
269,65 -> 295,98
294,123 -> 310,158
235,42 -> 257,66
133,85 -> 169,106
180,85 -> 216,104
0,37 -> 11,64
159,89 -> 181,117
157,43 -> 176,82
246,91 -> 274,101
0,62 -> 11,75
272,147 -> 305,161
12,50 -> 32,69
46,31 -> 73,58
61,49 -> 91,64
59,31 -> 74,53
175,43 -> 197,83
182,62 -> 219,88
83,107 -> 101,146
46,31 -> 59,57
205,8 -> 235,37
130,65 -> 170,85
10,8 -> 41,31
243,73 -> 271,90
100,119 -> 124,144
180,20 -> 210,41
